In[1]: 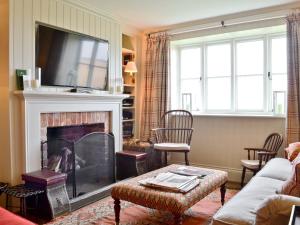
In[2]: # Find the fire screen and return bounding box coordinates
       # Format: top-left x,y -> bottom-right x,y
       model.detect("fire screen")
41,132 -> 115,199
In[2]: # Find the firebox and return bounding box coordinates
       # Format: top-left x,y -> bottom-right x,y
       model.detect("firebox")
41,123 -> 115,208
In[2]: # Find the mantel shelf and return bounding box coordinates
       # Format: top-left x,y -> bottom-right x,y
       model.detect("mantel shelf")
14,90 -> 129,101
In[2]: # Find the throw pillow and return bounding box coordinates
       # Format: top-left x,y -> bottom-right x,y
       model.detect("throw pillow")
280,153 -> 300,196
285,142 -> 300,161
255,194 -> 300,225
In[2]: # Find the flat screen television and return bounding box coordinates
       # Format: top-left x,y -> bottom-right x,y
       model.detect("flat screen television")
36,24 -> 109,90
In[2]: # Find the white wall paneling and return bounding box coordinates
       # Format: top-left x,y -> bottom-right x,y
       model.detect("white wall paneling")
10,0 -> 122,83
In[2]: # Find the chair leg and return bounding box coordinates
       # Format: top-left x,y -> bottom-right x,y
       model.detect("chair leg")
241,167 -> 246,188
164,152 -> 168,166
184,152 -> 189,165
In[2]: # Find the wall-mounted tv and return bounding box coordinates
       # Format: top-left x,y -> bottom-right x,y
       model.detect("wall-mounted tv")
36,24 -> 109,90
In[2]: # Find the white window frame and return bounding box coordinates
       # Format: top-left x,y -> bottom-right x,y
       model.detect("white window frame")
173,32 -> 287,115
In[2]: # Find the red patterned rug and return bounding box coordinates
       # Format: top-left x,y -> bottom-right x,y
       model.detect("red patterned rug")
46,189 -> 237,225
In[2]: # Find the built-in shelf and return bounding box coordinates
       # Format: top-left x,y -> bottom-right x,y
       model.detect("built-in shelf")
123,119 -> 135,122
122,48 -> 135,54
122,36 -> 136,139
123,84 -> 135,87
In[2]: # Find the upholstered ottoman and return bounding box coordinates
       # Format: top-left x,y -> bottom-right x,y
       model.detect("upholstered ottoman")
111,164 -> 228,225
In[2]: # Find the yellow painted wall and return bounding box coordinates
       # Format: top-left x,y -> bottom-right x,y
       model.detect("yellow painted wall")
0,0 -> 11,184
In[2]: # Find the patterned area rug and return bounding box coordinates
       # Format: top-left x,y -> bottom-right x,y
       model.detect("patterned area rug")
46,189 -> 237,225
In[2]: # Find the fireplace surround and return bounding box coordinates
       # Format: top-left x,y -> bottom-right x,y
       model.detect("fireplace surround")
15,90 -> 127,209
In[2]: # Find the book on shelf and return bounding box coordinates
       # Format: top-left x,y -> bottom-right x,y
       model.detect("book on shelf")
169,166 -> 214,178
138,172 -> 200,193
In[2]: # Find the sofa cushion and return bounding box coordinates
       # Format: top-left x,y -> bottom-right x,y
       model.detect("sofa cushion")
255,194 -> 300,225
256,158 -> 292,181
212,176 -> 284,225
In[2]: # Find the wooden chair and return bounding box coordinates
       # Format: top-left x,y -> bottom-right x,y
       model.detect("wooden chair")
240,133 -> 283,187
153,110 -> 193,166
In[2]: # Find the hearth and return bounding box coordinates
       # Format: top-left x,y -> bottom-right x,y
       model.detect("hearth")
41,123 -> 115,209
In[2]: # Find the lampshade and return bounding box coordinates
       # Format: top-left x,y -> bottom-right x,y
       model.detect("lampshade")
124,61 -> 137,74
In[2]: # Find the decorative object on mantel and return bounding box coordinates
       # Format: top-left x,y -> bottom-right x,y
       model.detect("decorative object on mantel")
31,67 -> 41,89
16,69 -> 27,90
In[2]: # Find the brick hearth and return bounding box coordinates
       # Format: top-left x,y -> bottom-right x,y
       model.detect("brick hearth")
40,112 -> 110,141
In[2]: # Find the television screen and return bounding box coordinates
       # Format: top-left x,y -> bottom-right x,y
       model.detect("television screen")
36,24 -> 109,90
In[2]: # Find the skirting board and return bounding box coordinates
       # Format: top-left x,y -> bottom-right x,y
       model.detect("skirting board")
169,160 -> 253,184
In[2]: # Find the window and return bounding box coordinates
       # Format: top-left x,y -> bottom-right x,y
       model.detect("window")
236,40 -> 264,111
171,29 -> 287,115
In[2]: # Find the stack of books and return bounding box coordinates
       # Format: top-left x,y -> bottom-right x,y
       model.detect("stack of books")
139,166 -> 214,193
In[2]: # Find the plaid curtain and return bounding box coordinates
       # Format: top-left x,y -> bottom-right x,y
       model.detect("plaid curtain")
287,13 -> 300,144
140,32 -> 170,142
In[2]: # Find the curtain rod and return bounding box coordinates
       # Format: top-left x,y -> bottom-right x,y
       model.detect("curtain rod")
146,13 -> 288,37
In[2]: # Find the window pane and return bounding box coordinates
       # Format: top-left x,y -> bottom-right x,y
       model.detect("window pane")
207,43 -> 231,77
180,48 -> 201,78
272,74 -> 287,92
271,37 -> 287,74
181,79 -> 202,111
237,76 -> 264,110
207,77 -> 231,110
236,40 -> 264,75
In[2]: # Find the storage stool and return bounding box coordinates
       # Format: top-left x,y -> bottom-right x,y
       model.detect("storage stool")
4,184 -> 44,216
116,151 -> 147,180
22,169 -> 70,218
123,141 -> 161,170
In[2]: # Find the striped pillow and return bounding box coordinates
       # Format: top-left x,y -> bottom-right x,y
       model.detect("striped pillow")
285,142 -> 300,161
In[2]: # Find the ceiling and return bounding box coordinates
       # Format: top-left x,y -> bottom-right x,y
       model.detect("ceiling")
80,0 -> 298,30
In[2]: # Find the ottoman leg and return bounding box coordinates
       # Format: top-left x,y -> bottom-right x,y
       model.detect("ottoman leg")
220,183 -> 227,205
173,213 -> 183,225
114,198 -> 121,224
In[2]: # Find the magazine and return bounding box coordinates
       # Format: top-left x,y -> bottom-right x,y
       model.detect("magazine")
138,172 -> 200,193
169,166 -> 213,178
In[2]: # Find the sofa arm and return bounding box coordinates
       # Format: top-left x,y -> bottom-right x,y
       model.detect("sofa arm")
255,194 -> 300,225
0,207 -> 37,225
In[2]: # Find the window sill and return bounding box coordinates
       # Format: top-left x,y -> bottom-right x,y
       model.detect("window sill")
191,112 -> 286,119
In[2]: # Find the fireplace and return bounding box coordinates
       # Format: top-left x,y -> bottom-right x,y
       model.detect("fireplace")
40,111 -> 116,209
15,91 -> 126,209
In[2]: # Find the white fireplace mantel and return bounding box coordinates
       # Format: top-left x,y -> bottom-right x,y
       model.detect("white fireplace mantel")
14,90 -> 128,173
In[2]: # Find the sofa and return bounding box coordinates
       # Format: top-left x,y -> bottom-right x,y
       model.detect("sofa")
211,157 -> 300,225
0,207 -> 36,225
